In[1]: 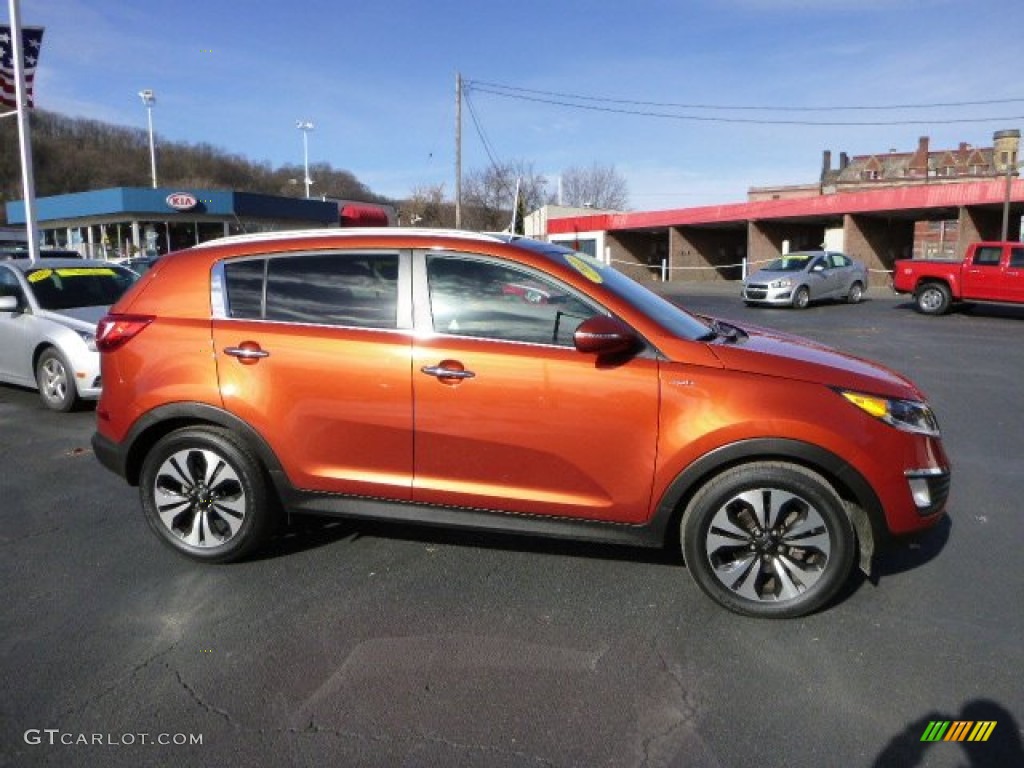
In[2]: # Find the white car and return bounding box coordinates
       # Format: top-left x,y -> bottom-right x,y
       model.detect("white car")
0,257 -> 138,411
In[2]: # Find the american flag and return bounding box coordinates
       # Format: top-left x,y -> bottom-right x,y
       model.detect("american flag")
1,25 -> 45,110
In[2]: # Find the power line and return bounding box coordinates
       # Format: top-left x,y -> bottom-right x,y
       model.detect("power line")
465,80 -> 1024,127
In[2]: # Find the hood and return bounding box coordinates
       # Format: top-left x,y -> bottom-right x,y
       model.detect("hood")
36,305 -> 108,332
706,322 -> 923,400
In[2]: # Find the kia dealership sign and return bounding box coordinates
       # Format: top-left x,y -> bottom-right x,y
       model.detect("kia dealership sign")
166,193 -> 198,211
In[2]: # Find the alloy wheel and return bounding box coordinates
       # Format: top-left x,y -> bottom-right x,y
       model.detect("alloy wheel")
152,447 -> 247,548
703,487 -> 832,603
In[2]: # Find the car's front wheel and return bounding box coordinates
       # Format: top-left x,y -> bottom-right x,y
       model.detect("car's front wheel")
681,462 -> 856,618
139,427 -> 274,563
35,348 -> 78,412
792,286 -> 811,309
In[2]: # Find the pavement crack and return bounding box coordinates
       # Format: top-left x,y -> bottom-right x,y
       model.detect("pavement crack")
57,642 -> 180,719
171,665 -> 234,725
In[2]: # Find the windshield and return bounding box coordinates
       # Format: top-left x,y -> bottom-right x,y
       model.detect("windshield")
763,254 -> 816,272
507,238 -> 712,341
26,266 -> 138,310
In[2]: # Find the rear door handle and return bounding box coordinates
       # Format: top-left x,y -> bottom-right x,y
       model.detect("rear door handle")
224,344 -> 270,363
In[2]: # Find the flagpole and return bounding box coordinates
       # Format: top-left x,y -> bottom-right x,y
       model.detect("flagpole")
8,0 -> 41,263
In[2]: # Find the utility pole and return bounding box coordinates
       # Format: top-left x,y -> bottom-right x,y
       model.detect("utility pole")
455,72 -> 462,229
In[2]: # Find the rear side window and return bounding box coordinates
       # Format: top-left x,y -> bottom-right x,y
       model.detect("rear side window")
224,252 -> 399,329
972,247 -> 1002,266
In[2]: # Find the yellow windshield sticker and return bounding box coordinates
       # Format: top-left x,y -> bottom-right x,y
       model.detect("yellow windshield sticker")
27,269 -> 53,283
55,268 -> 116,277
566,253 -> 604,284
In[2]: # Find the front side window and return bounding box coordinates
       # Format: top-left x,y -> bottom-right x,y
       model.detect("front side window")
1010,248 -> 1024,268
426,255 -> 598,346
224,252 -> 399,329
0,266 -> 21,299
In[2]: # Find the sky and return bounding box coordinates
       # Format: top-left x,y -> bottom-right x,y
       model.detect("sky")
6,0 -> 1024,211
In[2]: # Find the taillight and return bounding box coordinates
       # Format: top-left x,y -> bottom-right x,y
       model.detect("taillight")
96,313 -> 155,352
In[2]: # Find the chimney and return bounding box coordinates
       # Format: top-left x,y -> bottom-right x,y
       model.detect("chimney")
840,152 -> 849,169
822,150 -> 832,178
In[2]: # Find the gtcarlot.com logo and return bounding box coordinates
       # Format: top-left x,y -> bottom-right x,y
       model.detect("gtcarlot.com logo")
24,729 -> 203,746
920,720 -> 997,743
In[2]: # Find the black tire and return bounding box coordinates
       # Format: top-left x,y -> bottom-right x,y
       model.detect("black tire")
846,282 -> 865,304
792,286 -> 811,309
681,462 -> 856,618
35,348 -> 78,412
915,283 -> 951,315
139,427 -> 274,563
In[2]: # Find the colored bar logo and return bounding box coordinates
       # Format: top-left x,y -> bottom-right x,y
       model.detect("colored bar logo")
921,721 -> 997,742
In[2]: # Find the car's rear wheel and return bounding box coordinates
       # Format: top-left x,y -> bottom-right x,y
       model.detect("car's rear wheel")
915,283 -> 951,315
681,462 -> 856,618
847,282 -> 864,304
35,348 -> 78,412
792,286 -> 811,309
139,427 -> 274,563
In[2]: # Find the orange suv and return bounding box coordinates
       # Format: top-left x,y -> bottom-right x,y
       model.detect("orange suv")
92,230 -> 950,617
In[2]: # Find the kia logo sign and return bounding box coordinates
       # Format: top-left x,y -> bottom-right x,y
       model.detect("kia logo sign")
166,193 -> 198,211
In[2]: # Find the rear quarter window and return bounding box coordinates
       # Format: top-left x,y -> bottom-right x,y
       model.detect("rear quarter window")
223,252 -> 399,329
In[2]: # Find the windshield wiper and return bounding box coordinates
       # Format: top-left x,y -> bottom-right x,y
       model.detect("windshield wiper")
702,318 -> 746,344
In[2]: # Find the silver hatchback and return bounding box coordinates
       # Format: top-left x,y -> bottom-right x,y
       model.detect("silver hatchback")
0,258 -> 138,410
742,251 -> 868,309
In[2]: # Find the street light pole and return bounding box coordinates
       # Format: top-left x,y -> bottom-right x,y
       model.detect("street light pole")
138,89 -> 157,188
296,120 -> 314,198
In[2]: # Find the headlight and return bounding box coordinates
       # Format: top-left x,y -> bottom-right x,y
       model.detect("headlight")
839,390 -> 940,437
769,278 -> 792,289
75,330 -> 98,352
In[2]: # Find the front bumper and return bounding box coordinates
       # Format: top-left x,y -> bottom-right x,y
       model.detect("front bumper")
741,284 -> 795,305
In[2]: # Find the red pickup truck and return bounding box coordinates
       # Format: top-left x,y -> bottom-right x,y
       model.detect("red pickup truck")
893,241 -> 1024,314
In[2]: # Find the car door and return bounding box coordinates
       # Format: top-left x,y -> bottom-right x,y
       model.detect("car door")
211,250 -> 415,499
411,251 -> 660,524
0,265 -> 34,387
1005,246 -> 1024,303
829,253 -> 856,295
806,256 -> 834,300
960,245 -> 1005,301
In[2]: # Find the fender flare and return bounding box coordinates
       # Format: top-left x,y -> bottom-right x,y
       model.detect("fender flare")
652,438 -> 885,573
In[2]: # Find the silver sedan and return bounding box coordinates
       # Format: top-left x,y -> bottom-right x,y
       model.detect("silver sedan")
0,258 -> 138,411
741,251 -> 868,309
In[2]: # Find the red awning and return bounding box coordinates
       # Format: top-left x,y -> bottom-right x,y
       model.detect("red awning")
340,204 -> 389,227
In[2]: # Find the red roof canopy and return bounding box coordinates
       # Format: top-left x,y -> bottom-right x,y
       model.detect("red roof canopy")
340,204 -> 389,227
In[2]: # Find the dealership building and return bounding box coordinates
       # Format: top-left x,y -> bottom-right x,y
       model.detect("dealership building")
4,186 -> 394,259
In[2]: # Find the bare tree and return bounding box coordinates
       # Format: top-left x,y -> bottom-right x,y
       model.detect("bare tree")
402,184 -> 453,228
462,159 -> 548,232
557,163 -> 629,210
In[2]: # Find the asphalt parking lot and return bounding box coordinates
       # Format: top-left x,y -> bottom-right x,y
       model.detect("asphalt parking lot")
1,285 -> 1022,768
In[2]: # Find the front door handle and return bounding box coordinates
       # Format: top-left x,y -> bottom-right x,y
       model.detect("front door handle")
421,363 -> 475,380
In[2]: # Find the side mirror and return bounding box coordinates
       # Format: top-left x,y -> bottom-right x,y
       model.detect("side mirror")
811,263 -> 825,273
574,315 -> 640,357
0,295 -> 19,312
